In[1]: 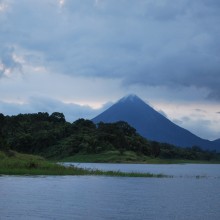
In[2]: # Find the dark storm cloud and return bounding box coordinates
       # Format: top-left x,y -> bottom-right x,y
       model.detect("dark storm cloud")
0,0 -> 220,99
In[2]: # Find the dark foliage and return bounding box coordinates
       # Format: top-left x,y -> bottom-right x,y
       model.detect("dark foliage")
0,112 -> 219,161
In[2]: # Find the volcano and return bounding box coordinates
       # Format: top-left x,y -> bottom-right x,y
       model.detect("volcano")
92,94 -> 219,151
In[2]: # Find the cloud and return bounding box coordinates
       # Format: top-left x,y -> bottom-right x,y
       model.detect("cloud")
158,110 -> 168,118
195,109 -> 206,113
173,119 -> 183,125
0,96 -> 107,122
176,106 -> 220,140
1,0 -> 219,98
153,102 -> 220,140
0,46 -> 22,77
59,0 -> 220,99
1,0 -> 220,94
174,116 -> 219,140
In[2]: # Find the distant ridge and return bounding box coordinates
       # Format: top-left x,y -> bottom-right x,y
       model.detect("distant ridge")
92,94 -> 220,152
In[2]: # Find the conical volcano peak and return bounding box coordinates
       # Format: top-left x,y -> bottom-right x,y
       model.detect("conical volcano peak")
92,94 -> 220,151
118,94 -> 143,103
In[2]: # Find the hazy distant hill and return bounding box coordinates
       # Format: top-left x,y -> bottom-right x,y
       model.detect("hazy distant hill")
93,95 -> 220,152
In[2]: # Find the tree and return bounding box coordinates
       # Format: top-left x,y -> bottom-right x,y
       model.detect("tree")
50,112 -> 66,122
74,119 -> 96,130
151,141 -> 161,157
115,121 -> 136,136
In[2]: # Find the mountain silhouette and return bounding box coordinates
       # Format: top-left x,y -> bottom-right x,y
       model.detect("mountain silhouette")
93,94 -> 219,151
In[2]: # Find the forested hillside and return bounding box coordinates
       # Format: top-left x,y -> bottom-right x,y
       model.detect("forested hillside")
0,112 -> 219,161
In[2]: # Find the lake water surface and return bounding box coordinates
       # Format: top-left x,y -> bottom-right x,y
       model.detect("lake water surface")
1,164 -> 220,220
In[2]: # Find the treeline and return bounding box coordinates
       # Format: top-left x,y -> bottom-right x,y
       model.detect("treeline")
0,112 -> 219,161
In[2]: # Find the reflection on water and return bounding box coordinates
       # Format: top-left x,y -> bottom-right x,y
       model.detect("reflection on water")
0,164 -> 220,220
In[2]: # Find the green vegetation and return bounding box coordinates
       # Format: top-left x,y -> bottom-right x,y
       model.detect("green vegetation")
0,112 -> 219,164
0,150 -> 87,175
60,150 -> 220,164
0,150 -> 166,177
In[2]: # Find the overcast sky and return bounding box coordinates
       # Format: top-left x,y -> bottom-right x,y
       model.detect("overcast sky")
0,0 -> 220,140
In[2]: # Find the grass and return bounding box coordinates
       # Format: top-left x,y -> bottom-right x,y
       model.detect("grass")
59,150 -> 220,164
0,150 -> 167,177
59,150 -> 152,163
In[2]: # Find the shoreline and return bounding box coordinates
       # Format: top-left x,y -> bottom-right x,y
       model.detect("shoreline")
57,151 -> 220,164
0,151 -> 168,177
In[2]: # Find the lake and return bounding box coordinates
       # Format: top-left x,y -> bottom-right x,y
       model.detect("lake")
1,164 -> 220,220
